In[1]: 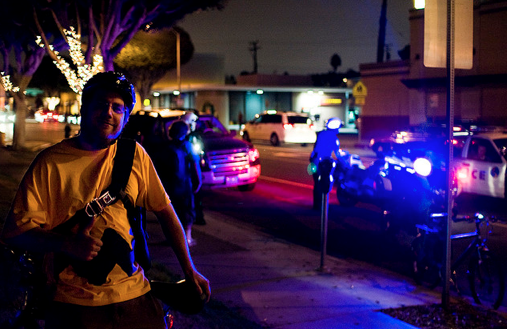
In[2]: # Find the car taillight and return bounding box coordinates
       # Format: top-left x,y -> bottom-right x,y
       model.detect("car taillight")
283,123 -> 293,130
456,167 -> 469,181
248,148 -> 259,163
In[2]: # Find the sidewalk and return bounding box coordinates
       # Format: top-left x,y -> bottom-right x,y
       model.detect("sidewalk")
145,210 -> 442,329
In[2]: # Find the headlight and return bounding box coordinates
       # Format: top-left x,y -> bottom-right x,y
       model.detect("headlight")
414,158 -> 432,177
248,147 -> 260,163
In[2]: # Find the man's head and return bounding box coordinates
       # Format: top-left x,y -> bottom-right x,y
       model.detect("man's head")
477,144 -> 487,159
181,112 -> 198,132
82,72 -> 136,118
79,72 -> 136,149
169,120 -> 190,141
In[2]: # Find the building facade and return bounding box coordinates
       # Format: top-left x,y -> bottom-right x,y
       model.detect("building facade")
152,61 -> 357,131
359,0 -> 507,142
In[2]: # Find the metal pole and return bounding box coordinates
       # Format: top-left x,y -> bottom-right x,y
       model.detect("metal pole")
176,31 -> 181,97
319,191 -> 329,271
443,0 -> 455,310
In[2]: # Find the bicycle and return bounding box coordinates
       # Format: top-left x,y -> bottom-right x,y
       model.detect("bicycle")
411,212 -> 505,310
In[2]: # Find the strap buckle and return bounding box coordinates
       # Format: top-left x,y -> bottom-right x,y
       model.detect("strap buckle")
85,191 -> 116,217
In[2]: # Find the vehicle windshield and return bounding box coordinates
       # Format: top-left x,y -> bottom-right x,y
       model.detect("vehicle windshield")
196,116 -> 230,135
287,116 -> 309,124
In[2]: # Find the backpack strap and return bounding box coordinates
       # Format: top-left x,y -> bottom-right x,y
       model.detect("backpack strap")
53,139 -> 136,233
109,138 -> 136,198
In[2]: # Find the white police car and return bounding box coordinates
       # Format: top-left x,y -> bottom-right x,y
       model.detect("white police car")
453,129 -> 507,199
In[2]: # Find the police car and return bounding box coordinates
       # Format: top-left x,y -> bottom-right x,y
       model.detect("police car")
370,125 -> 507,200
453,129 -> 507,199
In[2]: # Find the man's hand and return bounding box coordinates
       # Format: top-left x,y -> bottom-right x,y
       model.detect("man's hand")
62,217 -> 103,261
186,269 -> 211,303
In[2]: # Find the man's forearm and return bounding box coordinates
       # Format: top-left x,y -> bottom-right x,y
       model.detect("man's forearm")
154,204 -> 196,276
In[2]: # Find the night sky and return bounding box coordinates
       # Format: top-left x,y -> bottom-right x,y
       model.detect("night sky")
179,0 -> 414,76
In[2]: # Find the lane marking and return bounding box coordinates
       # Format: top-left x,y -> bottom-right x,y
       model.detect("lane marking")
259,175 -> 313,189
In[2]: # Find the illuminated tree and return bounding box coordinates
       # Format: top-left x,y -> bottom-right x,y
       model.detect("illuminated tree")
0,1 -> 56,150
35,0 -> 224,73
114,26 -> 194,106
1,0 -> 224,150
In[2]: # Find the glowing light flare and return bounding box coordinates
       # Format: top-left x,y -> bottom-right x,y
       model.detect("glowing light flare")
414,158 -> 432,176
307,163 -> 317,175
283,123 -> 293,130
193,141 -> 204,155
46,97 -> 60,111
456,167 -> 469,180
414,0 -> 425,9
248,148 -> 260,162
35,26 -> 104,94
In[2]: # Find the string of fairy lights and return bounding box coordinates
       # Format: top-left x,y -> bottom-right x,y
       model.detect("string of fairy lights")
2,27 -> 103,96
0,73 -> 19,93
35,27 -> 104,94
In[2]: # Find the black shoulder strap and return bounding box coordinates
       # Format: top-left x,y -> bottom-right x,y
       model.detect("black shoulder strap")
109,138 -> 136,197
53,139 -> 137,233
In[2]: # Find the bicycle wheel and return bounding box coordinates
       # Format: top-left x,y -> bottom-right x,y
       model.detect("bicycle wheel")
467,248 -> 505,310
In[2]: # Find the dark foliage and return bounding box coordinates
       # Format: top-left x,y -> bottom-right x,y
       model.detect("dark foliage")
381,302 -> 507,329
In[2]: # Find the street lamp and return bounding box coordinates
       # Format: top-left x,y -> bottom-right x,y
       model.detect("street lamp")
171,28 -> 181,101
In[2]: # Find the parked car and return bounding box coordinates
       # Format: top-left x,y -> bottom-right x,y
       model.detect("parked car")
122,109 -> 261,191
241,111 -> 317,146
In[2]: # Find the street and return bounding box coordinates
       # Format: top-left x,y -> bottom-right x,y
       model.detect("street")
11,121 -> 508,308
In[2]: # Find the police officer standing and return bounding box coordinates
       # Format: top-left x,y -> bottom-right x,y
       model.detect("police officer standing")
309,118 -> 343,210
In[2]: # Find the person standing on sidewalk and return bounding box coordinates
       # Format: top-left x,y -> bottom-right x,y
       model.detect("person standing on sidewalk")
181,111 -> 206,225
153,119 -> 202,246
0,72 -> 210,329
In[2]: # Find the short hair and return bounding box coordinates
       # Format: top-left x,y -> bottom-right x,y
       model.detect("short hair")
169,120 -> 189,141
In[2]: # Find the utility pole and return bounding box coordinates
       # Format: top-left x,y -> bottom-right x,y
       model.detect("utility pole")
249,40 -> 260,74
377,0 -> 387,63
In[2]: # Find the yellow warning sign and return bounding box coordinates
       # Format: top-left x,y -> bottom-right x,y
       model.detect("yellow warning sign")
353,81 -> 368,97
355,96 -> 365,105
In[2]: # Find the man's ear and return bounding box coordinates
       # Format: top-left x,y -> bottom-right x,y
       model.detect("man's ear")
122,113 -> 130,128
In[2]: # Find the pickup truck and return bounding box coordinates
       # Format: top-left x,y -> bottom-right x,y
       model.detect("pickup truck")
123,109 -> 261,191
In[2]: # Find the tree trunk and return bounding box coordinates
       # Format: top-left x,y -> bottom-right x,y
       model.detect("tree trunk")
11,92 -> 27,151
